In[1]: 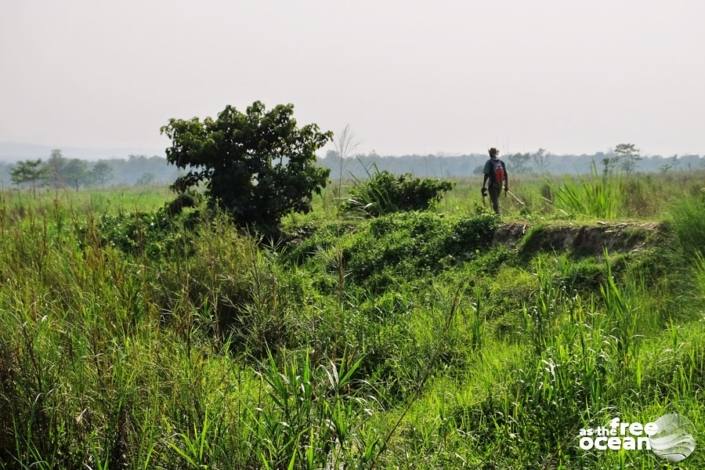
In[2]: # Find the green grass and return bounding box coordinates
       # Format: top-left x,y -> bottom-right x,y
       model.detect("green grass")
1,172 -> 705,468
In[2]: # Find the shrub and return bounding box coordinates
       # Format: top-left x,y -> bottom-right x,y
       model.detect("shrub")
343,212 -> 497,290
93,207 -> 199,259
148,217 -> 301,355
161,101 -> 332,235
343,169 -> 453,216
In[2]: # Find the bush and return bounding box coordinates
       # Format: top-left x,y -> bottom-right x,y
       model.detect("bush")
161,101 -> 332,235
343,212 -> 497,291
147,216 -> 304,356
92,206 -> 199,259
343,170 -> 453,216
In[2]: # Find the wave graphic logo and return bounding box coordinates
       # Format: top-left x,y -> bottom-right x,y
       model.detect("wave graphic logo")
578,413 -> 696,462
649,413 -> 696,463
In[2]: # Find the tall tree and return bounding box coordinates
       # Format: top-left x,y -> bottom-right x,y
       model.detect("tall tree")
10,159 -> 45,194
62,159 -> 89,190
614,143 -> 641,174
91,161 -> 114,186
44,149 -> 67,188
161,101 -> 332,234
532,148 -> 550,173
506,152 -> 531,174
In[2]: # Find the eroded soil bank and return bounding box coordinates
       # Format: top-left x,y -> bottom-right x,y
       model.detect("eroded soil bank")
494,221 -> 664,256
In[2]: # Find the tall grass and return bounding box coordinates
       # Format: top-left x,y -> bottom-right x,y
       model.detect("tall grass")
2,172 -> 705,467
670,188 -> 705,254
553,165 -> 620,219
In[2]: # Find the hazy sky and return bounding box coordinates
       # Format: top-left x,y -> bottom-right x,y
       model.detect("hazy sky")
2,0 -> 704,156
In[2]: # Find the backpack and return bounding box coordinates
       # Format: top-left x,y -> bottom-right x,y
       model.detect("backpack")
491,159 -> 505,186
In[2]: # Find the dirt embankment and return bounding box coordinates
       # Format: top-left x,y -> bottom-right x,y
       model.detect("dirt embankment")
493,221 -> 664,257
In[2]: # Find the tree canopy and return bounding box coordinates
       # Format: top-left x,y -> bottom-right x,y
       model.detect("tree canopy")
614,143 -> 641,174
161,101 -> 332,233
91,161 -> 114,185
10,159 -> 45,192
63,159 -> 90,190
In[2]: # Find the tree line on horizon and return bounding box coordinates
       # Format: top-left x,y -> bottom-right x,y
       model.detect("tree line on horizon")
3,150 -> 182,190
321,144 -> 705,179
3,146 -> 704,191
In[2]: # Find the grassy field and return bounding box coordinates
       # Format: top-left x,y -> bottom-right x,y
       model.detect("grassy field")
1,172 -> 705,468
293,170 -> 705,223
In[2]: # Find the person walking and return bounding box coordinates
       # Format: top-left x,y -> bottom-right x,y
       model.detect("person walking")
481,147 -> 509,215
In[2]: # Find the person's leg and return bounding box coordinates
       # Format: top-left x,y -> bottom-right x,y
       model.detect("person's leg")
489,186 -> 501,214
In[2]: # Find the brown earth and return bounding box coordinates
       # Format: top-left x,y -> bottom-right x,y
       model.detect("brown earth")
493,221 -> 664,257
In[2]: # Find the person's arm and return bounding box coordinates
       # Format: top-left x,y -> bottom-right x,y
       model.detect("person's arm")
482,160 -> 490,195
503,162 -> 509,193
482,174 -> 489,191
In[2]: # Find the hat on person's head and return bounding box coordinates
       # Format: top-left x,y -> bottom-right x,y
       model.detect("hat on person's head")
489,148 -> 499,157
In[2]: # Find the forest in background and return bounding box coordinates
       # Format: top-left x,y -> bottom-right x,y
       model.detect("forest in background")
2,147 -> 704,188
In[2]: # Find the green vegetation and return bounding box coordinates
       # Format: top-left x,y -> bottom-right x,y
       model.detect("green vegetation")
1,170 -> 705,468
162,101 -> 332,235
10,159 -> 45,193
343,169 -> 454,216
553,165 -> 619,218
669,188 -> 705,255
10,149 -> 117,191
